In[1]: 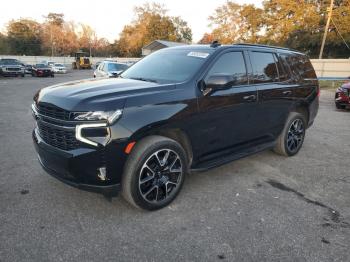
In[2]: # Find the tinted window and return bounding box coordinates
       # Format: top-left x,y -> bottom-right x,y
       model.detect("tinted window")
283,54 -> 317,80
206,52 -> 248,86
121,49 -> 214,83
108,63 -> 128,72
250,52 -> 278,83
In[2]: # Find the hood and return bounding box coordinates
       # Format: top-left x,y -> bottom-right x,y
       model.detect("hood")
37,78 -> 176,112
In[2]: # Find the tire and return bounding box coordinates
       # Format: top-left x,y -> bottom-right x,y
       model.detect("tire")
21,74 -> 25,77
273,112 -> 306,157
122,135 -> 188,211
335,103 -> 346,110
51,74 -> 54,78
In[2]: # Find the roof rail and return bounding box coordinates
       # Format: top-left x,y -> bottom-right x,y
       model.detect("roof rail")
233,43 -> 291,51
210,40 -> 221,48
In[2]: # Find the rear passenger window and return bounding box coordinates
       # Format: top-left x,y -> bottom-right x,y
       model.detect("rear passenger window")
284,54 -> 317,79
250,52 -> 278,83
206,52 -> 248,86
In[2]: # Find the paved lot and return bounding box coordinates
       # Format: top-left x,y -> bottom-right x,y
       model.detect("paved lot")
0,72 -> 349,262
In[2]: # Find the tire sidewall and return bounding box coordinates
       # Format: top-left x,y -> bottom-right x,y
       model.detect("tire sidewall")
126,138 -> 187,210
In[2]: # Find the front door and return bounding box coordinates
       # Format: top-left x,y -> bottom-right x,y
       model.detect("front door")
195,50 -> 259,161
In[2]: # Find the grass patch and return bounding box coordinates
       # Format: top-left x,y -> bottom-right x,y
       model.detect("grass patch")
319,80 -> 344,90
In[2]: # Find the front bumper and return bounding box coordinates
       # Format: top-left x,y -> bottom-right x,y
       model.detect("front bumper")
33,127 -> 126,196
335,91 -> 350,105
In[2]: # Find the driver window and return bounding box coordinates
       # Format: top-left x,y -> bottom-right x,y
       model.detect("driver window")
99,63 -> 104,71
206,52 -> 248,86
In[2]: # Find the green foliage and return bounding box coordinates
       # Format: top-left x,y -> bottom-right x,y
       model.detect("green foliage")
0,33 -> 10,54
7,19 -> 42,55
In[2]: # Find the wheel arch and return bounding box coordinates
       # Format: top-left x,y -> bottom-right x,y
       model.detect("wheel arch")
290,102 -> 309,125
131,127 -> 194,167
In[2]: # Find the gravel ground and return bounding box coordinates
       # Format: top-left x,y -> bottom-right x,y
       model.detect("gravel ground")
0,72 -> 349,262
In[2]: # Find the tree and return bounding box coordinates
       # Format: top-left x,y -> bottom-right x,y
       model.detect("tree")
7,19 -> 42,55
205,0 -> 350,58
198,33 -> 215,44
115,2 -> 192,57
0,33 -> 10,54
45,13 -> 64,27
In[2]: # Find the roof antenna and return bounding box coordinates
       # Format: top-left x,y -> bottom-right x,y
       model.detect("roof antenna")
210,40 -> 221,48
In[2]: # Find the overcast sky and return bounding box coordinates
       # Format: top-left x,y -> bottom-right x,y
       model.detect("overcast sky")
0,0 -> 262,42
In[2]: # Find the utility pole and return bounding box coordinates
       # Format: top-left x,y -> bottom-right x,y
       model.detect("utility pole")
319,0 -> 334,59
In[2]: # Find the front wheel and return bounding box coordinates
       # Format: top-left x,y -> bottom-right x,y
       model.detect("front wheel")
122,136 -> 187,210
273,112 -> 306,157
335,103 -> 346,110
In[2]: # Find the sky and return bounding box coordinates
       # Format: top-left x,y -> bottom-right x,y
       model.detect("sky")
0,0 -> 262,42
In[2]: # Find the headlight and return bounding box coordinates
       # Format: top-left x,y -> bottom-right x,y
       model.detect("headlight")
73,110 -> 122,125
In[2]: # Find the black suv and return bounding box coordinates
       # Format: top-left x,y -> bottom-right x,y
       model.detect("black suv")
32,43 -> 319,210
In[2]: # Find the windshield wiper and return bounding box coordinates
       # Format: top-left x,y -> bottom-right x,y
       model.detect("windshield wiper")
129,77 -> 158,83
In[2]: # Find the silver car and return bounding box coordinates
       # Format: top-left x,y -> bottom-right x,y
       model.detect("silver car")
93,61 -> 128,78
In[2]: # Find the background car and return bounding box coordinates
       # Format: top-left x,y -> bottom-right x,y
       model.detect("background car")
93,61 -> 128,78
31,64 -> 54,77
24,64 -> 33,74
0,58 -> 25,77
94,61 -> 101,70
335,81 -> 350,109
52,63 -> 67,74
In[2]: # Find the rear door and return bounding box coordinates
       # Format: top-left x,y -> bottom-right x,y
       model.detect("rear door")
248,51 -> 295,139
196,50 -> 259,158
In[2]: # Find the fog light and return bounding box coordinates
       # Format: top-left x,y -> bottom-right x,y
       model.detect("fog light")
97,167 -> 107,181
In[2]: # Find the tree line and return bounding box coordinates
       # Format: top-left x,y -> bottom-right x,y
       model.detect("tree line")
200,0 -> 350,58
0,1 -> 349,58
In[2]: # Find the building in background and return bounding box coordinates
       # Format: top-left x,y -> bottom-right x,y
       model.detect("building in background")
141,40 -> 188,56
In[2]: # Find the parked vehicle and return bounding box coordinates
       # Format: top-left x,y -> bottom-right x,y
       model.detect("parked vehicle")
31,64 -> 54,77
72,51 -> 91,69
0,58 -> 25,77
335,81 -> 350,109
94,61 -> 101,70
32,42 -> 319,210
52,63 -> 67,74
24,64 -> 33,74
93,61 -> 128,78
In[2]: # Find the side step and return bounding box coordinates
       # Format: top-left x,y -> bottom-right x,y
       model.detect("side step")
190,141 -> 276,173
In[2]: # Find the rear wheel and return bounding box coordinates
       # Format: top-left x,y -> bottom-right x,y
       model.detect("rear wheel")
122,136 -> 187,210
273,112 -> 306,156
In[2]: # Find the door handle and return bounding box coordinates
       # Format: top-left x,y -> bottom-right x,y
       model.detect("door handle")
243,95 -> 256,102
282,90 -> 292,96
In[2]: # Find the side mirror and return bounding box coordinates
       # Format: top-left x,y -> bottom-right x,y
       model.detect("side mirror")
203,74 -> 235,95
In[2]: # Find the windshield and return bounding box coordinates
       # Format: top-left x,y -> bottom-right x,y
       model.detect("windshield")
0,59 -> 21,65
36,64 -> 47,68
121,49 -> 213,83
108,63 -> 128,72
54,64 -> 64,67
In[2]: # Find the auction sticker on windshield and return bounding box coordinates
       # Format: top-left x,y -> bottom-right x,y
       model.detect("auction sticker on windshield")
187,52 -> 210,59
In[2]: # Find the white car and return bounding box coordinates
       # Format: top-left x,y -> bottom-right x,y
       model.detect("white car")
93,61 -> 128,78
52,63 -> 67,74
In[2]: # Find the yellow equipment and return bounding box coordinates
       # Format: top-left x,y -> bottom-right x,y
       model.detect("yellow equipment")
72,51 -> 91,69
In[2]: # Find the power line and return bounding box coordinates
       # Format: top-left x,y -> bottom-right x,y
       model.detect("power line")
331,17 -> 350,50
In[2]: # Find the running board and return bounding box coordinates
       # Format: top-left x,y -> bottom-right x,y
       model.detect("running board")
190,141 -> 276,172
